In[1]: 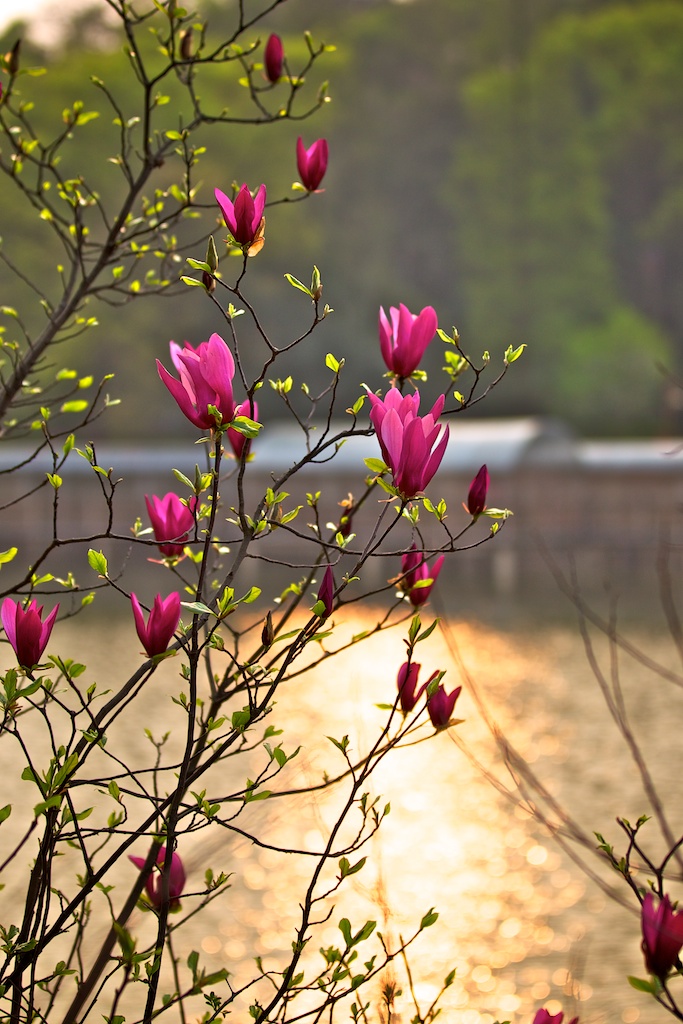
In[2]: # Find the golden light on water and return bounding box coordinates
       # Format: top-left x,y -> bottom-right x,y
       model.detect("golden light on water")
0,611 -> 670,1022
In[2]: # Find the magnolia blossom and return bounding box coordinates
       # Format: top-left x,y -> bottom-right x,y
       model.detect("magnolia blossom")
131,592 -> 181,658
466,464 -> 489,517
215,183 -> 266,248
145,493 -> 196,557
367,387 -> 449,499
532,1010 -> 578,1024
264,33 -> 283,82
397,661 -> 431,714
129,846 -> 186,910
1,598 -> 58,669
641,892 -> 683,979
227,398 -> 258,461
427,682 -> 462,730
296,137 -> 328,192
157,334 -> 236,430
379,304 -> 438,378
401,545 -> 445,607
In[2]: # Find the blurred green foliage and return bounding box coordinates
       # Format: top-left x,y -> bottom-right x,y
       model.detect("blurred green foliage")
2,0 -> 682,437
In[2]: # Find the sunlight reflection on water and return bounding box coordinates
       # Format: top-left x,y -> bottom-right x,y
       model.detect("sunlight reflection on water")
2,610 -> 672,1022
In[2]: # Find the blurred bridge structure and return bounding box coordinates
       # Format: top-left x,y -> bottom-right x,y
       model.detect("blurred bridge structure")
1,420 -> 681,614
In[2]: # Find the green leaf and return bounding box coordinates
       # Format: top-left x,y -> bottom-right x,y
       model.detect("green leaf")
229,415 -> 261,439
60,400 -> 88,414
172,468 -> 194,490
420,909 -> 439,928
181,601 -> 212,616
284,273 -> 312,297
186,257 -> 211,272
180,276 -> 204,287
628,976 -> 657,994
504,343 -> 527,365
326,352 -> 343,373
87,549 -> 108,576
191,968 -> 229,992
0,805 -> 11,825
339,856 -> 366,878
416,619 -> 439,643
363,458 -> 388,474
352,921 -> 376,945
0,548 -> 18,567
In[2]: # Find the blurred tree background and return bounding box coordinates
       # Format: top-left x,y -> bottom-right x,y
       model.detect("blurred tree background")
2,0 -> 682,439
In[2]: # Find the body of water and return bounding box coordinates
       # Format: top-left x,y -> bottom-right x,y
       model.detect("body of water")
0,607 -> 680,1023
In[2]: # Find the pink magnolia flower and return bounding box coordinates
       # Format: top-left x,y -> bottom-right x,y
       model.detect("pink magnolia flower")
466,464 -> 489,517
397,661 -> 429,714
215,183 -> 266,248
316,565 -> 334,618
532,1011 -> 578,1024
367,387 -> 449,499
641,892 -> 683,979
1,597 -> 58,670
157,334 -> 236,430
227,398 -> 258,461
129,846 -> 186,910
427,682 -> 462,730
401,545 -> 445,607
131,592 -> 181,658
379,304 -> 438,378
264,33 -> 283,82
146,493 -> 196,557
296,137 -> 328,192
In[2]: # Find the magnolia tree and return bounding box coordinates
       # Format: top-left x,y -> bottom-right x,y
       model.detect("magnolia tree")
0,1 -> 642,1023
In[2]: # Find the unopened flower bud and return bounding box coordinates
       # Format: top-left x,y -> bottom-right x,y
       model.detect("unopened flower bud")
6,39 -> 21,76
262,610 -> 274,649
264,34 -> 283,83
465,464 -> 489,517
316,565 -> 334,618
206,234 -> 219,273
180,28 -> 193,61
202,270 -> 216,294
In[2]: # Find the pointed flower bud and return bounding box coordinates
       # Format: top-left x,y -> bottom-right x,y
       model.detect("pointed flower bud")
129,846 -> 186,910
264,33 -> 284,82
180,28 -> 193,60
157,334 -> 236,430
131,592 -> 181,658
316,565 -> 334,618
401,545 -> 444,607
215,183 -> 266,249
1,597 -> 58,670
427,681 -> 462,730
379,304 -> 438,378
227,398 -> 258,461
296,137 -> 328,192
466,464 -> 489,517
6,40 -> 20,76
262,610 -> 274,649
641,892 -> 683,980
367,387 -> 449,499
145,493 -> 196,557
397,661 -> 428,714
